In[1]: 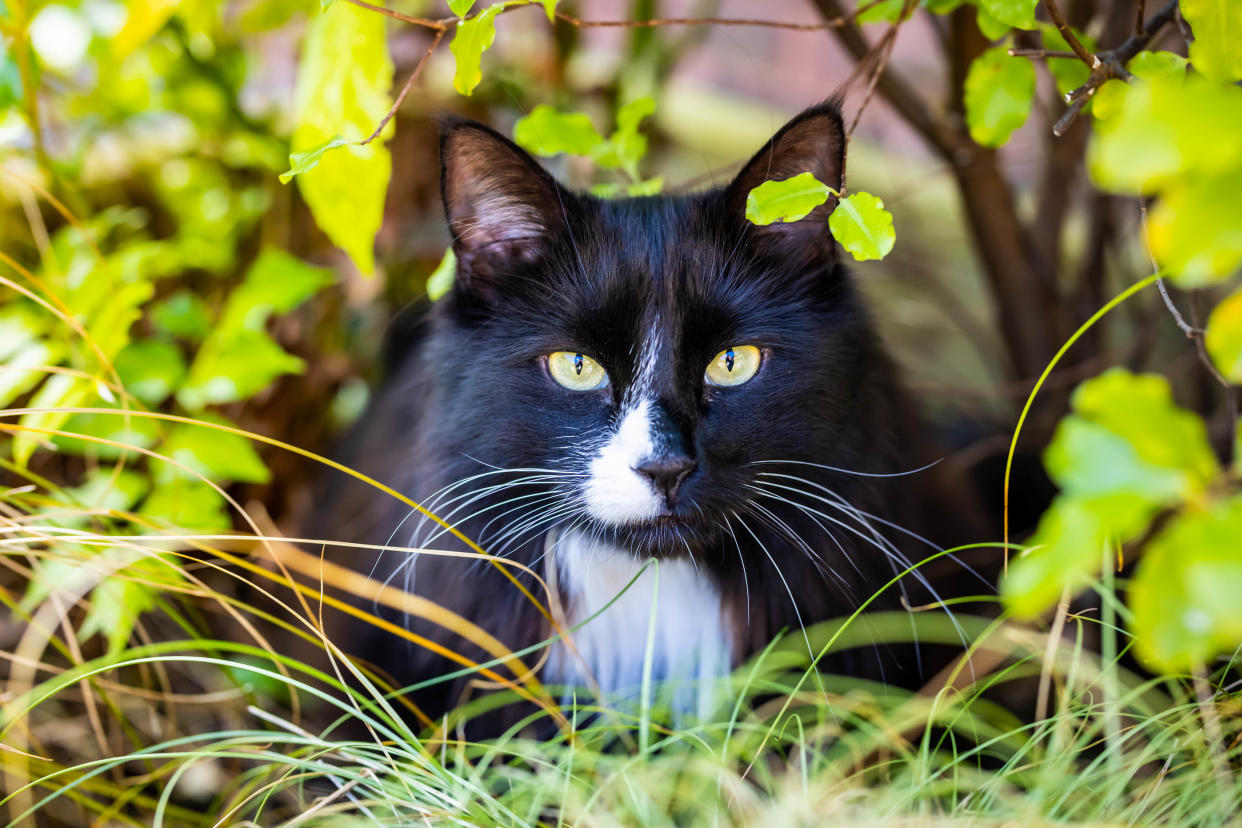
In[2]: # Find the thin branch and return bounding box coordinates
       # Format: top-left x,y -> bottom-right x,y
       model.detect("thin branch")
1042,0 -> 1096,66
361,28 -> 446,146
809,0 -> 961,159
1135,0 -> 1147,37
343,0 -> 451,29
1008,48 -> 1079,59
342,0 -> 889,33
1141,200 -> 1239,464
1048,0 -> 1180,137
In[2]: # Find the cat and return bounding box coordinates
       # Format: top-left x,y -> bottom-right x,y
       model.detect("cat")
308,100 -> 982,733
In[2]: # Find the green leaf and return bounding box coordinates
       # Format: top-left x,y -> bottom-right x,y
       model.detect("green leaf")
427,247 -> 457,301
964,43 -> 1035,147
978,0 -> 1037,30
975,5 -> 1011,40
1181,0 -> 1242,83
141,478 -> 230,531
279,135 -> 351,184
514,105 -> 605,157
177,329 -> 305,410
745,172 -> 832,226
1130,495 -> 1242,671
541,0 -> 559,21
449,0 -> 476,15
79,552 -> 185,656
0,340 -> 59,410
857,0 -> 906,24
155,416 -> 270,485
1049,369 -> 1219,501
1129,49 -> 1188,82
1089,73 -> 1242,194
597,97 -> 655,178
1205,286 -> 1242,383
830,192 -> 896,262
60,468 -> 151,513
1147,173 -> 1242,288
1004,369 -> 1220,618
150,290 -> 211,342
291,1 -> 393,275
54,407 -> 161,459
219,248 -> 334,334
627,177 -> 664,196
451,3 -> 503,96
114,340 -> 186,405
1004,493 -> 1154,618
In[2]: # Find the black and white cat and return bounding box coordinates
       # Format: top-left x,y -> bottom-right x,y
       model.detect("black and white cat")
312,101 -> 978,728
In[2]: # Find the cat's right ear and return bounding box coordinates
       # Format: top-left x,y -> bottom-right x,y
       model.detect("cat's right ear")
440,118 -> 566,291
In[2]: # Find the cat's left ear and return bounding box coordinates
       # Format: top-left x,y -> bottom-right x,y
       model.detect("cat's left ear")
725,101 -> 846,269
440,118 -> 567,288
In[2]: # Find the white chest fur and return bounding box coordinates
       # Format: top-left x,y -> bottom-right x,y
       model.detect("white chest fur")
545,529 -> 733,720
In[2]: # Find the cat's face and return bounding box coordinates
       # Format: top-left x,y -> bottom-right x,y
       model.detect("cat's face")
434,104 -> 891,559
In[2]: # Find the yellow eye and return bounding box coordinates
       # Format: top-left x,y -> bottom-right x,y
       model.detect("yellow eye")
705,345 -> 761,387
548,351 -> 609,391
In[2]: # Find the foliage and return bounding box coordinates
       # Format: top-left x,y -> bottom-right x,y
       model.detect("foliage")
2,0 -> 1241,824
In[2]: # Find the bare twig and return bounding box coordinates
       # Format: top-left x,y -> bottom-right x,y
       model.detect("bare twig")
361,28 -> 446,146
1135,0 -> 1147,37
1043,0 -> 1097,66
1048,0 -> 1180,136
343,0 -> 451,28
1141,201 -> 1239,464
343,0 -> 888,33
1009,48 -> 1079,59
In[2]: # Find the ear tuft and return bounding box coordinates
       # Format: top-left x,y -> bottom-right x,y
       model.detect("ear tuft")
440,118 -> 567,285
726,101 -> 847,269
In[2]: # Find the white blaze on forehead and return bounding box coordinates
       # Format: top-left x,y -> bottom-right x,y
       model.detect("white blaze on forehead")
583,319 -> 666,525
585,398 -> 662,523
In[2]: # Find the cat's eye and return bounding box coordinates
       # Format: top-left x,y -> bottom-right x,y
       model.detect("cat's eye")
548,351 -> 609,391
705,345 -> 761,387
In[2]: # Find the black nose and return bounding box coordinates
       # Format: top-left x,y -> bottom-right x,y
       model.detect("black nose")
633,455 -> 696,505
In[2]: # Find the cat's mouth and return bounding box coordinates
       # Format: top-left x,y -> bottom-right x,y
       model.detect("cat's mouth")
602,511 -> 716,557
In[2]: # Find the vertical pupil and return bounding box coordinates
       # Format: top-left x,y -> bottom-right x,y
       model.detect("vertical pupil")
574,354 -> 584,375
725,348 -> 735,372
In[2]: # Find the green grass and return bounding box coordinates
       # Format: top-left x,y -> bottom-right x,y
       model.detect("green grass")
1,483 -> 1239,826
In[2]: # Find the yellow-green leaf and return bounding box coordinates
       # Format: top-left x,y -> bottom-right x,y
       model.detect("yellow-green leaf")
1147,173 -> 1242,288
1205,286 -> 1242,383
829,192 -> 896,262
978,0 -> 1037,30
745,172 -> 832,226
449,0 -> 476,16
427,247 -> 457,301
1130,495 -> 1242,671
513,105 -> 604,157
279,136 -> 350,184
451,4 -> 503,96
291,1 -> 394,275
1181,0 -> 1242,83
964,43 -> 1034,147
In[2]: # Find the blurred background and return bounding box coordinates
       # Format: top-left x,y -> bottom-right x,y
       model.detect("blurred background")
5,0 -> 1201,543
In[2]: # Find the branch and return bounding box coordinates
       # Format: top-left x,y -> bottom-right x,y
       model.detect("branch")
1048,0 -> 1180,136
361,28 -> 446,146
343,0 -> 890,33
808,0 -> 962,159
1042,0 -> 1096,66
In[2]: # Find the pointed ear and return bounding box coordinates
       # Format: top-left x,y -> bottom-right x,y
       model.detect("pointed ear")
725,102 -> 846,269
440,118 -> 567,289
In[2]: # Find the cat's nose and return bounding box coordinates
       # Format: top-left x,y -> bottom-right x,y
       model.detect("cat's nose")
633,455 -> 696,506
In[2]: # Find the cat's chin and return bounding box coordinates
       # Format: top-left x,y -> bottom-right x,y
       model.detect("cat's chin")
596,514 -> 720,560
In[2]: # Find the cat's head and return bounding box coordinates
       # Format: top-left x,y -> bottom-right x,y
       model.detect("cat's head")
433,102 -> 898,559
